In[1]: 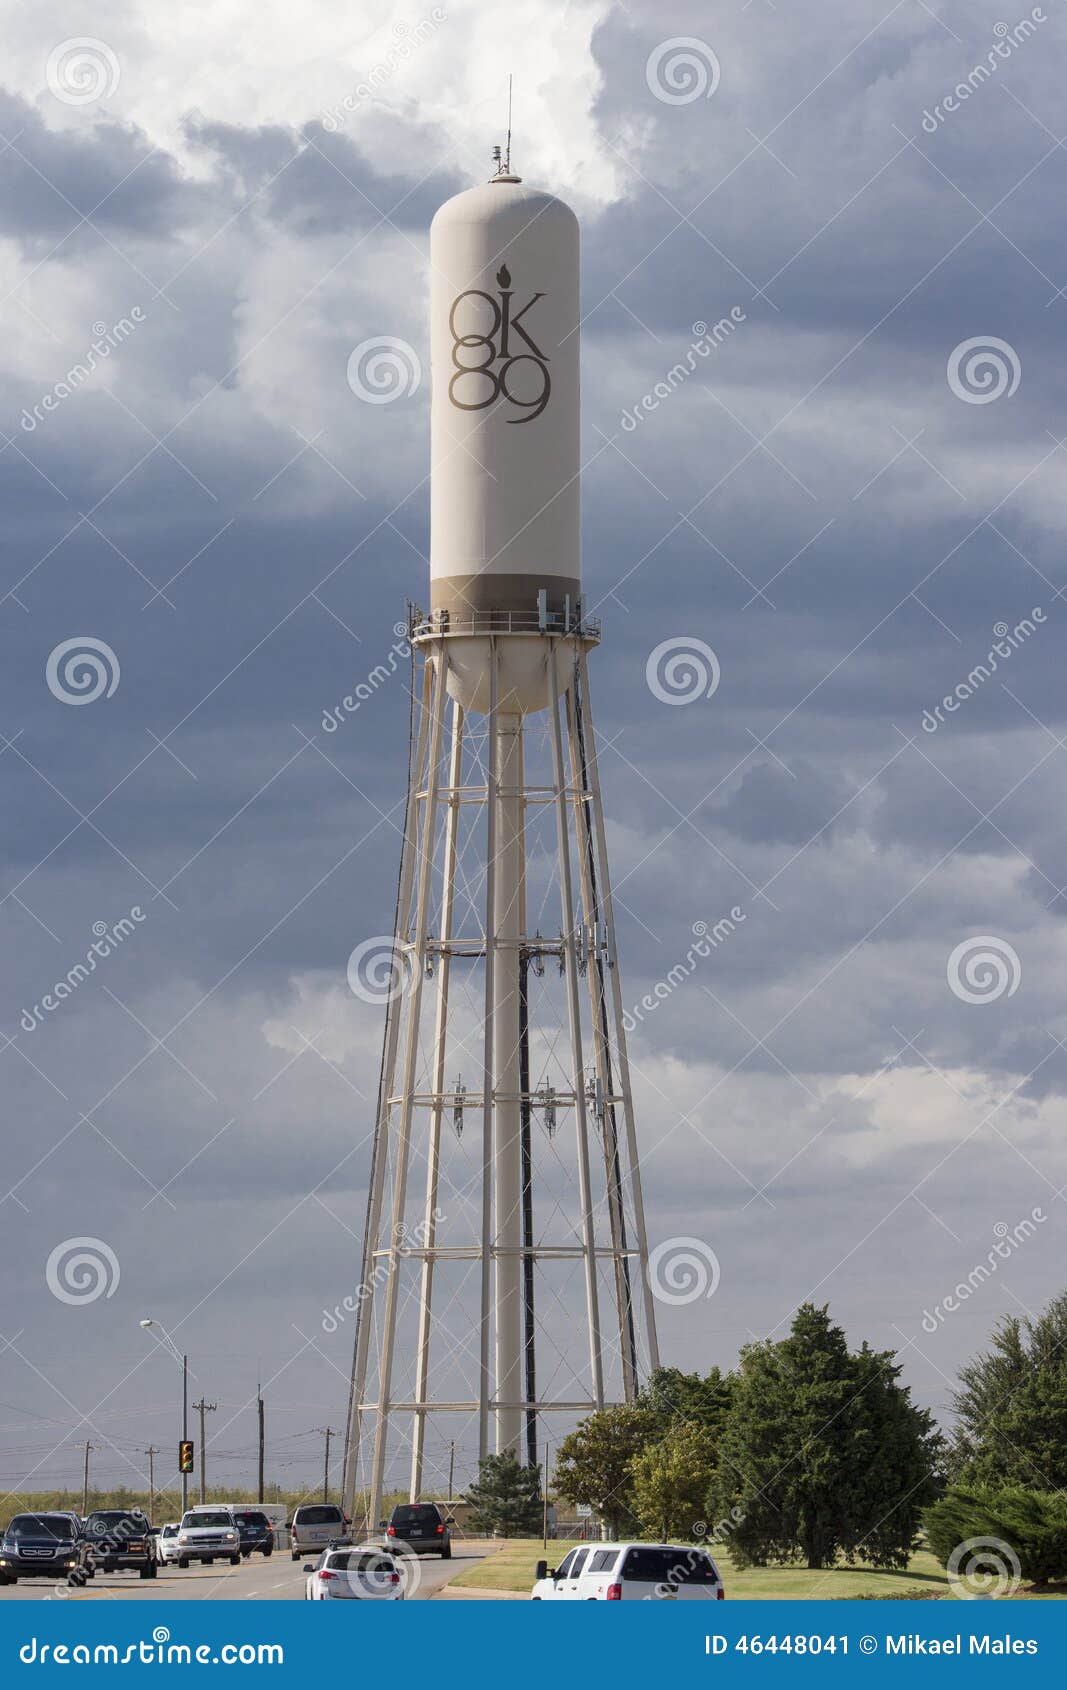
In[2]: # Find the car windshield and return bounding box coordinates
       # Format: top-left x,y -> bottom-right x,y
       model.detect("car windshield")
86,1513 -> 142,1534
182,1512 -> 231,1529
296,1506 -> 341,1525
6,1515 -> 73,1539
392,1505 -> 440,1524
161,1525 -> 178,1538
233,1512 -> 268,1527
621,1547 -> 717,1584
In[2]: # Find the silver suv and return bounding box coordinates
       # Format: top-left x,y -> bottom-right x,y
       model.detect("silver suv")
176,1508 -> 241,1568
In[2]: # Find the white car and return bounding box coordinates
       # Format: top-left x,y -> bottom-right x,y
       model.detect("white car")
156,1523 -> 181,1565
176,1508 -> 242,1568
304,1545 -> 404,1600
531,1541 -> 725,1601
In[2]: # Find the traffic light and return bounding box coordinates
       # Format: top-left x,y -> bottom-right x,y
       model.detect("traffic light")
178,1440 -> 194,1474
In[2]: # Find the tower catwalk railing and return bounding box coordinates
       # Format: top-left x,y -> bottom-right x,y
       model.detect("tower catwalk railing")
341,628 -> 659,1530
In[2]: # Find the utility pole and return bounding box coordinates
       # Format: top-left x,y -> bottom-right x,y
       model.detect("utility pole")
193,1400 -> 217,1504
318,1427 -> 334,1504
81,1441 -> 93,1516
542,1443 -> 549,1551
257,1387 -> 265,1505
145,1446 -> 160,1520
447,1440 -> 455,1502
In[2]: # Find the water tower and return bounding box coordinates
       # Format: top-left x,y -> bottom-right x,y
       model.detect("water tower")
342,158 -> 660,1528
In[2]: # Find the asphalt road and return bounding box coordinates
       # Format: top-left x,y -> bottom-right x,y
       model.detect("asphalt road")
0,1543 -> 492,1602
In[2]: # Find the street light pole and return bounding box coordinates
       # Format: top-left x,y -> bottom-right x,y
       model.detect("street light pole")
140,1318 -> 190,1515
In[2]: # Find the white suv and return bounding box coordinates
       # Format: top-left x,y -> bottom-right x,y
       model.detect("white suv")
176,1508 -> 241,1568
532,1541 -> 725,1601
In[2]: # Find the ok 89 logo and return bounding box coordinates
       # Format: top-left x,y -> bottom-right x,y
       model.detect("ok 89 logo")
448,263 -> 552,423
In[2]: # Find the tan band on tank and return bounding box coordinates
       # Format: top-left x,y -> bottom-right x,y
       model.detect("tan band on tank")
430,572 -> 581,618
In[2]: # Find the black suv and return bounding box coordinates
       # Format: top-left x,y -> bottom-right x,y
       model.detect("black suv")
83,1509 -> 157,1578
0,1512 -> 93,1585
385,1502 -> 452,1558
231,1509 -> 274,1558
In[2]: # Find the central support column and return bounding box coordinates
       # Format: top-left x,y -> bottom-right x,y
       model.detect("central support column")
493,711 -> 525,1458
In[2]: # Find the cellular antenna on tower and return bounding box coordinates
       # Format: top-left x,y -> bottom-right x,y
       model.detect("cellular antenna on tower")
491,74 -> 514,178
341,151 -> 660,1528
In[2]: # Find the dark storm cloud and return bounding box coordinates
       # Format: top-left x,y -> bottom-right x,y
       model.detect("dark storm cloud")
4,0 -> 1067,1487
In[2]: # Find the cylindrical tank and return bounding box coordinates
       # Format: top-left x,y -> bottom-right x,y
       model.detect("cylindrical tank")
429,174 -> 581,715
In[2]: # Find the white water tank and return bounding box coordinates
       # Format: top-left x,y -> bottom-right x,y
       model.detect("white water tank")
428,174 -> 582,714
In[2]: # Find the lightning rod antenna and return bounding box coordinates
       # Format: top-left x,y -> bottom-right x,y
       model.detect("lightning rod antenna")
505,73 -> 512,174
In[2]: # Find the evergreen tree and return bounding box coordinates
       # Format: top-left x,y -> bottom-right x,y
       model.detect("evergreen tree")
951,1292 -> 1067,1490
630,1421 -> 718,1542
464,1452 -> 542,1538
638,1365 -> 735,1438
710,1304 -> 941,1569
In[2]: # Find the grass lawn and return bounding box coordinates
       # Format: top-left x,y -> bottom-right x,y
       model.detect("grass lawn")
451,1539 -> 957,1599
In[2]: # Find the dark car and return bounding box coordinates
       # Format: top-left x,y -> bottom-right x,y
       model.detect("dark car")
0,1512 -> 93,1585
231,1509 -> 274,1559
384,1502 -> 452,1558
83,1509 -> 158,1578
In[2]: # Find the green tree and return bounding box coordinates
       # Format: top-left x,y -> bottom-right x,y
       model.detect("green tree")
710,1304 -> 941,1570
638,1366 -> 735,1438
554,1403 -> 660,1536
925,1485 -> 1067,1589
630,1421 -> 718,1541
951,1292 -> 1067,1490
464,1452 -> 542,1538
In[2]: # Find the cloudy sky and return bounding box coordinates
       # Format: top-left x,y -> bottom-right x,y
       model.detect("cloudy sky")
3,0 -> 1067,1503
